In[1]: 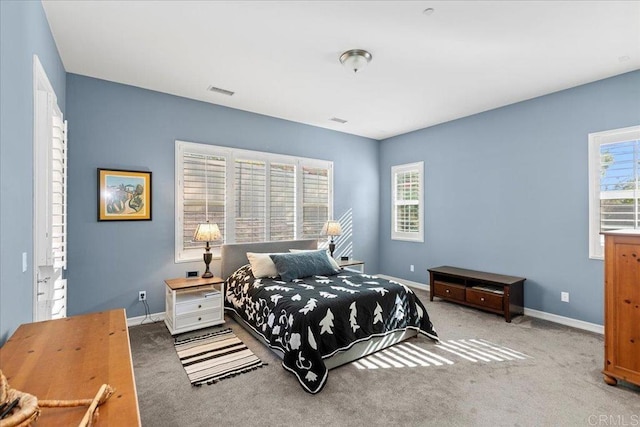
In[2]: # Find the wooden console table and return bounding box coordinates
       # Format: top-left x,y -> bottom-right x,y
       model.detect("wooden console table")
0,309 -> 141,425
429,266 -> 525,322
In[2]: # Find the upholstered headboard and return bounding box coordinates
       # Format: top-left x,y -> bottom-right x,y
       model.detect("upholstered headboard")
220,239 -> 318,280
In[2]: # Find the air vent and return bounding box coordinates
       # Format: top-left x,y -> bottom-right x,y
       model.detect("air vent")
330,117 -> 348,124
207,85 -> 235,96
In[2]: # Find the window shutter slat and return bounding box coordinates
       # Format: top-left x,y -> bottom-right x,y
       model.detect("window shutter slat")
182,153 -> 226,250
270,163 -> 295,241
235,159 -> 266,243
302,167 -> 329,239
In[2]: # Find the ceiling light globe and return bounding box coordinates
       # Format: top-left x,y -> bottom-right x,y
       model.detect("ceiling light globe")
340,49 -> 372,73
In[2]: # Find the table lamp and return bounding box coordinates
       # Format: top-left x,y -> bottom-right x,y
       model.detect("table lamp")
193,222 -> 221,278
321,220 -> 342,258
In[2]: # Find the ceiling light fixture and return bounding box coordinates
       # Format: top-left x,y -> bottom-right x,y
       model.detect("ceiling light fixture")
339,49 -> 372,73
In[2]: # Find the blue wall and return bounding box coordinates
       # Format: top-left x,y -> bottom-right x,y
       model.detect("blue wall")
0,1 -> 66,342
3,3 -> 637,336
65,74 -> 379,318
379,70 -> 640,325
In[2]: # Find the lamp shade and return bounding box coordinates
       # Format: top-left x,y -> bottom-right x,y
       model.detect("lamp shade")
321,220 -> 342,237
193,222 -> 221,242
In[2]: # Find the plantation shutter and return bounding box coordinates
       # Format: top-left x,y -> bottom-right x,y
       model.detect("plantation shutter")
270,163 -> 296,241
394,169 -> 420,233
51,116 -> 67,269
175,140 -> 334,261
51,115 -> 67,320
235,159 -> 266,243
599,139 -> 640,232
302,166 -> 329,239
182,153 -> 226,250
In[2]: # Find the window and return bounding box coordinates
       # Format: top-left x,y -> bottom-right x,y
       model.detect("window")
588,126 -> 640,259
391,162 -> 424,242
175,141 -> 333,262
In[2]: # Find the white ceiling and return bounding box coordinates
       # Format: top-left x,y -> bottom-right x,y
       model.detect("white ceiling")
42,1 -> 640,140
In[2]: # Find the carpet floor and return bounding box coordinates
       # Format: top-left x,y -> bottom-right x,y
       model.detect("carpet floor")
129,288 -> 639,426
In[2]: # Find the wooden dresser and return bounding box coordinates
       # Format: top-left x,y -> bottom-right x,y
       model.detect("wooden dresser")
0,309 -> 141,425
602,230 -> 640,387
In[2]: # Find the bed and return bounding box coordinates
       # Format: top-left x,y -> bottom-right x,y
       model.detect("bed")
222,239 -> 438,394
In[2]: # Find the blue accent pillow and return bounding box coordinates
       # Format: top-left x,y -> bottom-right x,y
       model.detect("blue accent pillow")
270,250 -> 339,282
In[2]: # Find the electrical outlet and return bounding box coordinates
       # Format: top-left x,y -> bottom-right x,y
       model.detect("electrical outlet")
410,265 -> 414,272
138,291 -> 147,301
187,271 -> 198,278
561,292 -> 569,303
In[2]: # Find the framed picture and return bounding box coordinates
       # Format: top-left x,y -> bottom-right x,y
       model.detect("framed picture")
97,168 -> 152,221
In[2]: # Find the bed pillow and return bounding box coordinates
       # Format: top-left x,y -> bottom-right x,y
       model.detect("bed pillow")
289,248 -> 340,270
270,250 -> 340,282
246,252 -> 282,278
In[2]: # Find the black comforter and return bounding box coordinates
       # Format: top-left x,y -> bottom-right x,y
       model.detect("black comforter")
224,264 -> 438,393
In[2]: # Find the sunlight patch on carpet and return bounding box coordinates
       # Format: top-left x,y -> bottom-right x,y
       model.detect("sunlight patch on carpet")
351,339 -> 530,370
174,328 -> 266,386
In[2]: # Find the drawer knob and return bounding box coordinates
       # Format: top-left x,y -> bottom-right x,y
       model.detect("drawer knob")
198,304 -> 202,309
481,297 -> 485,301
198,317 -> 202,321
445,289 -> 450,293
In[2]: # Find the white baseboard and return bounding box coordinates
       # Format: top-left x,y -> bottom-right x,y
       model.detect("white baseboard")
523,307 -> 603,335
377,274 -> 604,335
127,311 -> 165,328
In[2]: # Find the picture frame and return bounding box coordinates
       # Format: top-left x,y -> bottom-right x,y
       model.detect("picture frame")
97,168 -> 152,221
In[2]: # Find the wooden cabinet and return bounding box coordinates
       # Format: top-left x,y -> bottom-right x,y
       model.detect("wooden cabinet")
164,276 -> 225,335
0,310 -> 141,425
428,266 -> 525,322
602,231 -> 640,387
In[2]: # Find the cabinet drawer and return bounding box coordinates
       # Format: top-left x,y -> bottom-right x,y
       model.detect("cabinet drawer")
175,309 -> 222,329
433,281 -> 466,301
466,288 -> 504,310
176,295 -> 221,315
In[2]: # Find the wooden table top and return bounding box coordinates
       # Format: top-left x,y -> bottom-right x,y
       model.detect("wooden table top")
0,309 -> 141,426
165,276 -> 224,290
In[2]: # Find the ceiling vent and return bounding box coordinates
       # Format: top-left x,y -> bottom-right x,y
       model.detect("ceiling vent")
330,117 -> 348,124
207,85 -> 235,96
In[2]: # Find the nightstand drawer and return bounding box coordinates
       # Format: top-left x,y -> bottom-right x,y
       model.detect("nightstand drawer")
433,281 -> 466,301
466,287 -> 504,311
175,309 -> 222,330
176,295 -> 221,315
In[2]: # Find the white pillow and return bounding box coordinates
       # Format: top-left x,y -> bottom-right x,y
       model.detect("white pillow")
246,252 -> 280,278
289,249 -> 340,270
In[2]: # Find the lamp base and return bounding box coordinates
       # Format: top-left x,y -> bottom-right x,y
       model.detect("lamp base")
329,241 -> 336,258
202,250 -> 213,278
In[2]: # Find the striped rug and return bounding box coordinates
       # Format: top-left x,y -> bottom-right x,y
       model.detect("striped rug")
174,328 -> 266,386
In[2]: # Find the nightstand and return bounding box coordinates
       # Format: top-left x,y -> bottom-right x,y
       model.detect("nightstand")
338,259 -> 365,273
164,276 -> 225,335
